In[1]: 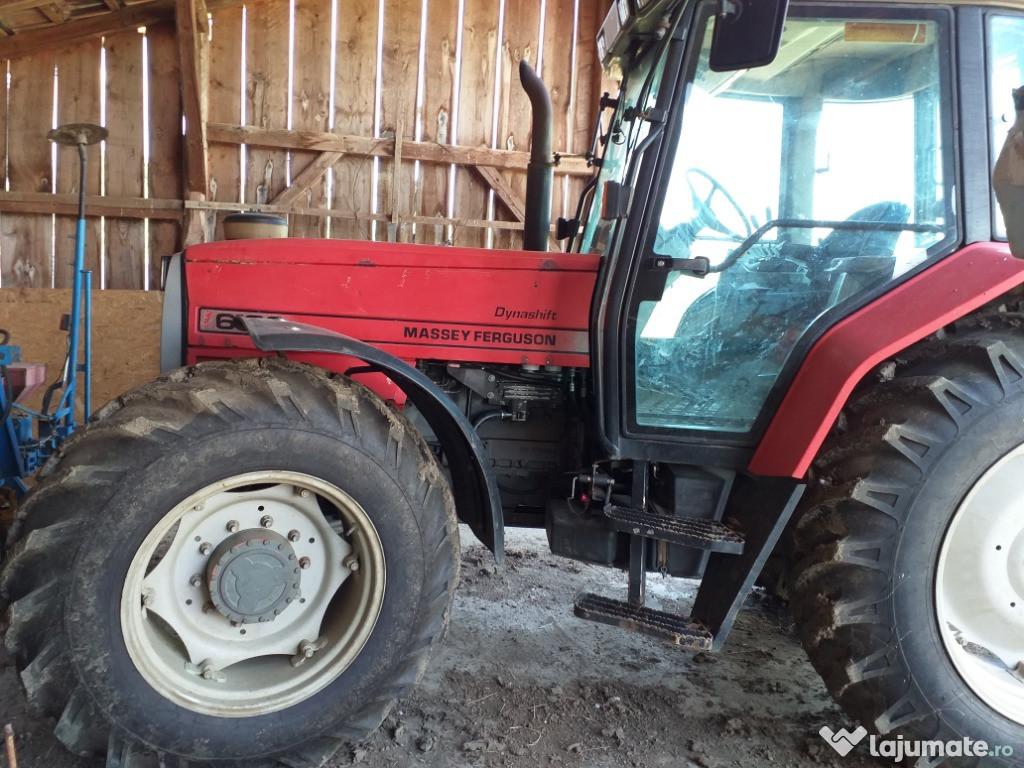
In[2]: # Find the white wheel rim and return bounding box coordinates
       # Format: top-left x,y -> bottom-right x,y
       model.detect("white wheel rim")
936,446 -> 1024,724
121,471 -> 386,717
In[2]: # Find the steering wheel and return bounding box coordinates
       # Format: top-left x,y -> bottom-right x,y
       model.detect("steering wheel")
685,168 -> 752,240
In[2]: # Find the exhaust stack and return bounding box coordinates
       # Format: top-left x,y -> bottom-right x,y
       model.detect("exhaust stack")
519,60 -> 554,252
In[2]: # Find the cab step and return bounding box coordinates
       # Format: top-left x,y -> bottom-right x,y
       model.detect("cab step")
603,505 -> 744,554
574,592 -> 713,650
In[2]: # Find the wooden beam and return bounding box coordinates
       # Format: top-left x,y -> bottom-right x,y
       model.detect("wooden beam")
270,151 -> 342,207
206,123 -> 594,177
183,198 -> 541,233
388,119 -> 404,240
0,0 -> 63,14
472,166 -> 561,250
473,166 -> 525,221
0,191 -> 182,219
0,0 -> 173,60
175,0 -> 208,196
102,0 -> 127,9
38,3 -> 68,24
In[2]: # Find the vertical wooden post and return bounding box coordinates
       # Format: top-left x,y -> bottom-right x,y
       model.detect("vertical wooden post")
388,119 -> 404,241
176,0 -> 211,245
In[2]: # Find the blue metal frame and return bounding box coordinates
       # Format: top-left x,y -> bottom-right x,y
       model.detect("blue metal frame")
1,132 -> 96,499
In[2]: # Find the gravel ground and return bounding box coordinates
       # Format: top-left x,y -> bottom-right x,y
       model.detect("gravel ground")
1,527 -> 879,768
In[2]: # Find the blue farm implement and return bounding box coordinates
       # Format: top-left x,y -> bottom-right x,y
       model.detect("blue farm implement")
0,123 -> 105,499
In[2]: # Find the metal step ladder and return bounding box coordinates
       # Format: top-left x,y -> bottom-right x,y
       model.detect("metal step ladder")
573,465 -> 805,653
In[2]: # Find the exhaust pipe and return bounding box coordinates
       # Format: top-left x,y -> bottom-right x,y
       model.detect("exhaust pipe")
519,60 -> 553,252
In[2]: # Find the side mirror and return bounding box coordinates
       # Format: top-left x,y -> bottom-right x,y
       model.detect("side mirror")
709,0 -> 789,72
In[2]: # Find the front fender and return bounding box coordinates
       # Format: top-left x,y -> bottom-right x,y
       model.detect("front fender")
241,317 -> 504,563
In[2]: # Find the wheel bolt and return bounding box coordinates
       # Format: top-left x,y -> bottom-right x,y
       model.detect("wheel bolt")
299,557 -> 311,570
199,542 -> 212,555
190,574 -> 202,588
226,520 -> 239,533
299,489 -> 311,498
202,601 -> 215,614
194,502 -> 204,511
142,590 -> 155,607
260,515 -> 274,528
344,555 -> 360,572
288,529 -> 301,542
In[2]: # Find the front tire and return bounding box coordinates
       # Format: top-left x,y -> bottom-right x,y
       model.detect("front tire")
790,322 -> 1024,765
1,358 -> 459,767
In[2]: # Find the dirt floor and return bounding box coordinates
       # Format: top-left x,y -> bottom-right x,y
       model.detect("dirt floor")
1,527 -> 879,768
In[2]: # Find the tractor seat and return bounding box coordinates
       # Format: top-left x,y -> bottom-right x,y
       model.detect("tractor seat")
6,363 -> 46,404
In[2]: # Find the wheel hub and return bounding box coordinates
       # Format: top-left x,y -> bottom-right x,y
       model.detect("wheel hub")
122,475 -> 386,716
206,530 -> 301,623
936,445 -> 1024,725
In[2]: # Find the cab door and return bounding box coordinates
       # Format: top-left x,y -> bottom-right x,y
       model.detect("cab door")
594,2 -> 960,466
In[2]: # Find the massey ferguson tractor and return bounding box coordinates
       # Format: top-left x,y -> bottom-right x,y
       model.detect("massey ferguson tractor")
5,0 -> 1024,765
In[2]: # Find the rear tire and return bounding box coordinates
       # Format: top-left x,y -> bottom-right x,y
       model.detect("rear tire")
789,321 -> 1024,764
1,357 -> 459,767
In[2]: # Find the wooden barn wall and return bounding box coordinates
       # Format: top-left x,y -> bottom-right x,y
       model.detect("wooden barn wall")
0,26 -> 181,291
0,0 -> 613,291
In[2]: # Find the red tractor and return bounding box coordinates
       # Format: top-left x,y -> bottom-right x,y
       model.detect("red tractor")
5,0 -> 1024,765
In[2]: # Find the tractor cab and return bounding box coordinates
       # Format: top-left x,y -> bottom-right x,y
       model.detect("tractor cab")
576,0 -> 1019,464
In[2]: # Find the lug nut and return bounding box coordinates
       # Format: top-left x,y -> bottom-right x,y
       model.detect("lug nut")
288,529 -> 301,542
202,601 -> 215,614
299,489 -> 311,498
194,502 -> 204,511
299,557 -> 311,570
190,574 -> 203,588
260,515 -> 274,528
199,542 -> 212,555
226,520 -> 239,533
344,555 -> 360,572
142,590 -> 155,607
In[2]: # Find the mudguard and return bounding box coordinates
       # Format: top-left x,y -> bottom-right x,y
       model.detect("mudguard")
749,243 -> 1024,478
242,316 -> 505,563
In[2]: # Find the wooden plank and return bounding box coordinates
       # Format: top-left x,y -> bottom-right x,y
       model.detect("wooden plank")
185,196 -> 534,232
0,0 -> 65,15
206,123 -> 593,174
271,151 -> 340,207
207,4 -> 243,241
175,0 -> 208,198
0,191 -> 182,218
147,23 -> 183,284
453,2 -> 498,248
415,0 -> 457,245
569,0 -> 606,215
330,0 -> 377,241
377,0 -> 420,242
243,0 -> 289,206
53,39 -> 102,289
289,0 -> 332,238
387,120 -> 403,240
473,165 -> 560,250
493,0 -> 539,250
543,0 -> 576,220
104,29 -> 146,289
38,3 -> 68,23
0,0 -> 174,60
1,51 -> 54,288
473,165 -> 524,221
